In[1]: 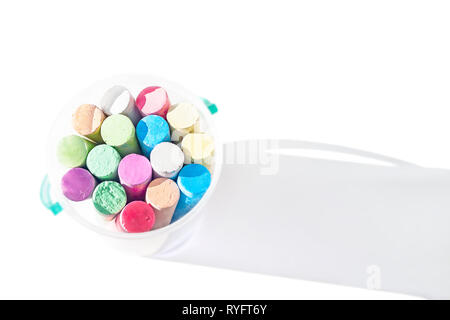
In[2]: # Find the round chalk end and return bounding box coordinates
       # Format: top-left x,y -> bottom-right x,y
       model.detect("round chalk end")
72,104 -> 106,136
177,164 -> 211,198
92,181 -> 127,217
167,102 -> 199,130
101,114 -> 135,147
116,201 -> 155,233
99,85 -> 133,115
86,144 -> 121,180
136,115 -> 170,154
61,168 -> 96,201
136,86 -> 170,118
181,133 -> 214,162
57,135 -> 95,168
146,178 -> 180,210
118,153 -> 152,186
150,142 -> 184,179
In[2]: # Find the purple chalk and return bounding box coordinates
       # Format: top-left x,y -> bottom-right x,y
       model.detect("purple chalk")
118,153 -> 152,201
61,168 -> 96,201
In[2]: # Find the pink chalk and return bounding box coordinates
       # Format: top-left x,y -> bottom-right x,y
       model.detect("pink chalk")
116,201 -> 155,233
136,86 -> 171,118
118,153 -> 152,201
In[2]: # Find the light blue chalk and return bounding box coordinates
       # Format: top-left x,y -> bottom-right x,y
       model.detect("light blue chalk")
136,115 -> 170,157
172,192 -> 202,222
172,164 -> 211,223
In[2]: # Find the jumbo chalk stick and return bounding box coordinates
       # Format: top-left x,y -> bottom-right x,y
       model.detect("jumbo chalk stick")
136,115 -> 170,157
115,201 -> 155,233
181,133 -> 214,166
101,114 -> 141,157
167,102 -> 199,142
57,135 -> 95,168
118,153 -> 152,201
146,178 -> 180,229
99,85 -> 141,125
172,164 -> 211,222
86,144 -> 121,181
92,181 -> 127,220
61,168 -> 96,201
136,86 -> 171,118
150,142 -> 184,179
72,104 -> 106,143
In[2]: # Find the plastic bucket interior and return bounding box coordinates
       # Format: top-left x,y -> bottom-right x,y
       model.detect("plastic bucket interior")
44,74 -> 223,256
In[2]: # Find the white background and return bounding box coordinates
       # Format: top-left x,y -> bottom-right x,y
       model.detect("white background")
1,0 -> 449,299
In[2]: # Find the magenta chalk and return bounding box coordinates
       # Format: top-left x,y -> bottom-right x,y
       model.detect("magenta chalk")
118,153 -> 152,201
116,201 -> 155,233
136,86 -> 171,118
61,168 -> 96,201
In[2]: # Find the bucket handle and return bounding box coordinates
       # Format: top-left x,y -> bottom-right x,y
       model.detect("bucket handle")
201,98 -> 218,114
40,175 -> 63,215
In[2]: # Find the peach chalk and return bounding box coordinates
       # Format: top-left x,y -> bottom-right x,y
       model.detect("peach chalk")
72,104 -> 106,143
145,178 -> 180,229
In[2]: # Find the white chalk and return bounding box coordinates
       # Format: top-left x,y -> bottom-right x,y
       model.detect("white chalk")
150,142 -> 185,179
99,85 -> 141,125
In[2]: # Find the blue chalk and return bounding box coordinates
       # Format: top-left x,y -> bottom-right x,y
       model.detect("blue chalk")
171,192 -> 202,222
177,164 -> 211,197
172,164 -> 211,222
136,115 -> 170,157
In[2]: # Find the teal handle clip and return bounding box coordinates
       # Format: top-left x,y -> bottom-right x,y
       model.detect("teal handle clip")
40,175 -> 62,215
202,98 -> 218,115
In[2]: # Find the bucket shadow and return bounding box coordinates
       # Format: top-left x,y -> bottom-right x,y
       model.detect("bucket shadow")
159,139 -> 450,299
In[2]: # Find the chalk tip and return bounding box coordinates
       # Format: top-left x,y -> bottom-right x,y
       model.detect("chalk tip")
177,164 -> 211,197
116,201 -> 155,233
92,181 -> 127,217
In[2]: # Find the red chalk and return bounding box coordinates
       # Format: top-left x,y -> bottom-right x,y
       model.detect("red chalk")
136,86 -> 171,118
116,201 -> 155,233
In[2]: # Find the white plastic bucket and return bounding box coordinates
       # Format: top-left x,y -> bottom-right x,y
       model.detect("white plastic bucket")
43,74 -> 223,256
41,80 -> 450,298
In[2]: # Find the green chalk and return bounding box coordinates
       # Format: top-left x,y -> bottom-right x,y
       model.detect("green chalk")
92,181 -> 127,217
86,144 -> 121,180
57,135 -> 95,168
101,114 -> 141,157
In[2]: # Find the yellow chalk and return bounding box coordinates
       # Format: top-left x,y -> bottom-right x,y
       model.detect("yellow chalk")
167,103 -> 199,142
181,133 -> 214,166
